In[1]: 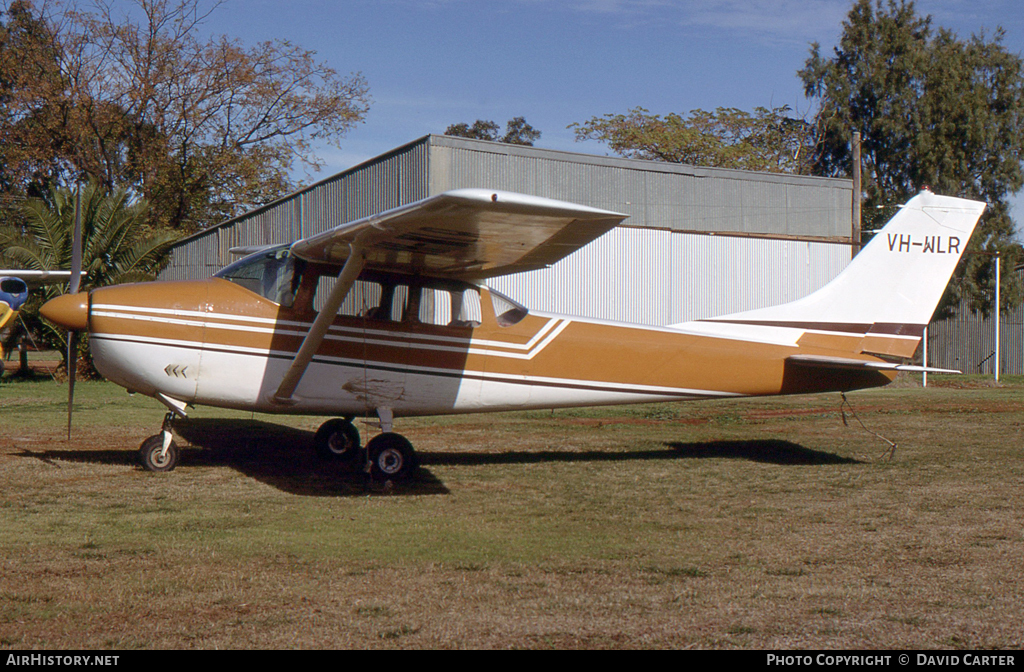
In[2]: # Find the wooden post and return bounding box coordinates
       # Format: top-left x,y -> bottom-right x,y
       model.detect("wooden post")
18,335 -> 28,377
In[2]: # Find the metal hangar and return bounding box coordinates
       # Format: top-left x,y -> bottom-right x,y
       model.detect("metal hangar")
160,134 -> 855,326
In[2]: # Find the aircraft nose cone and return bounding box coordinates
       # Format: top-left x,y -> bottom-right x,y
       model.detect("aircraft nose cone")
40,292 -> 90,331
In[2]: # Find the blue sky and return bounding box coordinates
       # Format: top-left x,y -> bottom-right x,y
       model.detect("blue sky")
191,1 -> 1024,220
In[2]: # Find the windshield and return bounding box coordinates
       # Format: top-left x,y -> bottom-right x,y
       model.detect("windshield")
214,245 -> 302,307
0,277 -> 29,311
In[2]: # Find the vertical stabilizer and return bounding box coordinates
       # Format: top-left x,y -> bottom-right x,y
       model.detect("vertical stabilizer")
693,190 -> 986,356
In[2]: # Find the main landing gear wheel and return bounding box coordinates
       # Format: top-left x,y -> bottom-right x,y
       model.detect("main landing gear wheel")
365,432 -> 417,482
314,418 -> 362,464
139,434 -> 179,472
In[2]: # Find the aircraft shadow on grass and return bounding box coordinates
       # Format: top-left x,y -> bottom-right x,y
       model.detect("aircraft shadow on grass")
664,440 -> 862,465
16,421 -> 860,497
15,419 -> 439,498
417,439 -> 861,467
169,419 -> 452,497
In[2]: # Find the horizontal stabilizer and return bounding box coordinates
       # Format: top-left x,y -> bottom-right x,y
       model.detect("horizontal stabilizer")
788,354 -> 961,375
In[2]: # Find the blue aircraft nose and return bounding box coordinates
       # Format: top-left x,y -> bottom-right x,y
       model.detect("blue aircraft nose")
0,277 -> 29,311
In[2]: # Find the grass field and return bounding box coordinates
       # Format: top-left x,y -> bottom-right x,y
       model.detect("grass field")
1,374 -> 1022,649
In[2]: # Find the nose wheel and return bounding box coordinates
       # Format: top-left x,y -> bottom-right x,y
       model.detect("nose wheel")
139,413 -> 179,472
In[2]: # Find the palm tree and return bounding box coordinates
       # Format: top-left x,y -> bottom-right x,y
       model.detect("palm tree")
0,180 -> 179,373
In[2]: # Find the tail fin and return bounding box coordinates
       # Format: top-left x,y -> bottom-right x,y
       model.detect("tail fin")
697,190 -> 986,358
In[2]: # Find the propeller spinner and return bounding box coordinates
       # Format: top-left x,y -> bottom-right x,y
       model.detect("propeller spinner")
39,292 -> 89,331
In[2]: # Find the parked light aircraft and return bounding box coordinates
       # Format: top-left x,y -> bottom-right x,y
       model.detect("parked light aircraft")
0,270 -> 76,376
39,188 -> 985,480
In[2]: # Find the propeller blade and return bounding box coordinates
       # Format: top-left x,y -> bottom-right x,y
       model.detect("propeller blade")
69,185 -> 83,295
66,183 -> 84,440
67,331 -> 78,440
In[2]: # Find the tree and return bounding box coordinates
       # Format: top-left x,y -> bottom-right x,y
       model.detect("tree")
0,0 -> 371,233
0,180 -> 178,372
569,105 -> 817,174
445,116 -> 541,146
800,0 -> 1024,314
0,0 -> 67,194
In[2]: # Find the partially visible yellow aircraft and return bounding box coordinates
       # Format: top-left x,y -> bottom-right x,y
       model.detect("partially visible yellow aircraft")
39,188 -> 985,479
0,270 -> 77,376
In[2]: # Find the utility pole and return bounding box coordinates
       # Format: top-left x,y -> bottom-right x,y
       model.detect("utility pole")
995,252 -> 1001,382
922,326 -> 928,388
852,131 -> 862,258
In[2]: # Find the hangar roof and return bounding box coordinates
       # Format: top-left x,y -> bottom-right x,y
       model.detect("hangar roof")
163,134 -> 853,278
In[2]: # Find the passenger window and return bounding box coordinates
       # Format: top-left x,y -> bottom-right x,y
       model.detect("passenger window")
313,278 -> 384,317
413,287 -> 482,327
305,273 -> 483,328
342,281 -> 382,317
451,288 -> 482,327
419,288 -> 449,325
392,285 -> 411,321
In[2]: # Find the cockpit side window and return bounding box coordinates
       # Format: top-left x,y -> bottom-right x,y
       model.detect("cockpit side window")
215,245 -> 302,307
314,277 -> 385,317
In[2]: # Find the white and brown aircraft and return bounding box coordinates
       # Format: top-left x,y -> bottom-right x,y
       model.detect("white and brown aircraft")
39,188 -> 985,480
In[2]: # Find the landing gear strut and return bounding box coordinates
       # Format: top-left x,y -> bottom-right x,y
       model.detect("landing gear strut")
139,412 -> 179,472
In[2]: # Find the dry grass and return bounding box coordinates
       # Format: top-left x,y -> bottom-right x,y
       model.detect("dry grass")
1,375 -> 1022,649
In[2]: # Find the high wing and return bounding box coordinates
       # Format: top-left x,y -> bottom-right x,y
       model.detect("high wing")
0,270 -> 80,286
288,189 -> 628,280
272,189 -> 627,403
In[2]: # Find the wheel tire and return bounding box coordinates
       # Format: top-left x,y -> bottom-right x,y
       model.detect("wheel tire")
314,419 -> 361,463
139,434 -> 179,472
366,432 -> 416,481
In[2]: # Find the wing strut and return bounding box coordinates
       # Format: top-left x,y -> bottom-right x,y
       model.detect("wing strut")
272,240 -> 366,404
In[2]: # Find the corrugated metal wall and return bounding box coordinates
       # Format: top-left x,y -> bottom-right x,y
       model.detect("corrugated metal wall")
927,272 -> 1024,375
162,139 -> 430,281
487,228 -> 849,324
428,136 -> 853,239
161,134 -> 854,326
